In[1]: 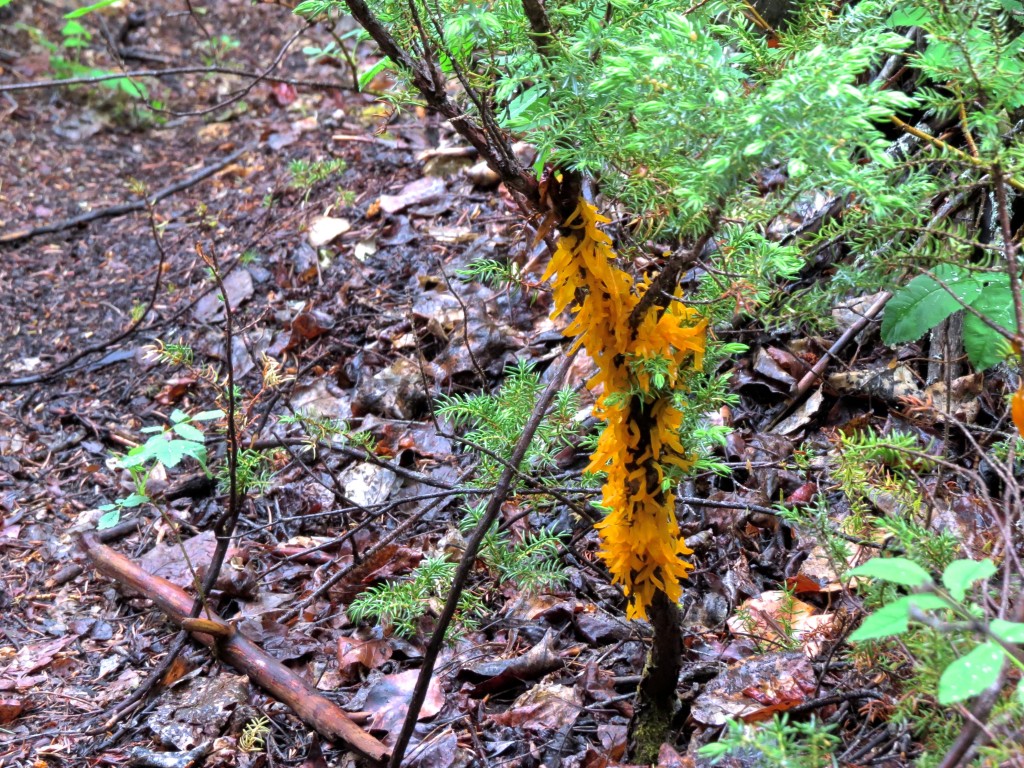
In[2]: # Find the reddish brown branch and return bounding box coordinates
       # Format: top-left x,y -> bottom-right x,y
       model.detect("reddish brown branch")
339,0 -> 539,204
78,532 -> 390,765
628,209 -> 720,332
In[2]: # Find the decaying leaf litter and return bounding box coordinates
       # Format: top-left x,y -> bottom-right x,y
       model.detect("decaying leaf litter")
0,2 -> 1021,767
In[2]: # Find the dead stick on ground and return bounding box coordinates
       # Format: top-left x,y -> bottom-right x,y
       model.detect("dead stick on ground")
767,290 -> 892,431
0,143 -> 254,245
78,532 -> 390,764
0,66 -> 342,94
388,349 -> 578,768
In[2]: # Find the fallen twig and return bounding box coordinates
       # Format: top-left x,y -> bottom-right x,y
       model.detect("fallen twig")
78,532 -> 390,764
767,290 -> 892,430
0,66 -> 342,94
0,143 -> 254,246
388,349 -> 578,768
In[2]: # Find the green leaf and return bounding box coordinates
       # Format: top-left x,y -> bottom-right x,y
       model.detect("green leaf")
172,422 -> 205,442
991,619 -> 1024,643
65,0 -> 120,18
963,281 -> 1017,370
110,77 -> 147,99
881,266 -> 982,345
849,593 -> 948,641
938,642 -> 1005,704
887,7 -> 933,26
120,493 -> 149,508
359,58 -> 393,92
170,409 -> 189,424
118,443 -> 153,468
61,20 -> 88,37
153,439 -> 206,468
941,559 -> 996,601
921,41 -> 956,70
192,410 -> 225,422
848,557 -> 933,587
98,510 -> 121,529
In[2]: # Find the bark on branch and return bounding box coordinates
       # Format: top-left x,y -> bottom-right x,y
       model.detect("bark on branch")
340,0 -> 539,203
78,532 -> 390,765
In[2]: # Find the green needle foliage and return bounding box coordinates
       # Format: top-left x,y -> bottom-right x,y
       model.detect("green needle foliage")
435,359 -> 580,485
347,554 -> 485,638
459,500 -> 566,591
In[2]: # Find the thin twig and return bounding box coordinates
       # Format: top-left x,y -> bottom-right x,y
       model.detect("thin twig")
892,116 -> 1024,193
387,349 -> 578,768
628,209 -> 719,332
277,469 -> 474,623
0,152 -> 237,383
993,165 -> 1024,346
158,25 -> 310,118
0,66 -> 342,94
0,143 -> 253,247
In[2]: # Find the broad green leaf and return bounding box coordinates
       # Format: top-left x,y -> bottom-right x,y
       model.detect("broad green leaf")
170,409 -> 189,424
111,77 -> 147,99
61,20 -> 88,37
921,41 -> 956,70
172,422 -> 205,442
119,443 -> 155,468
120,493 -> 149,508
938,642 -> 1005,704
942,559 -> 996,601
153,439 -> 206,468
887,7 -> 933,26
98,510 -> 121,529
848,557 -> 933,587
192,410 -> 225,422
963,281 -> 1017,370
881,266 -> 981,345
65,0 -> 120,17
991,619 -> 1024,643
849,593 -> 948,642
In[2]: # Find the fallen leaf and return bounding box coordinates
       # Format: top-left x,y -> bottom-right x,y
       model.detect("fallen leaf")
460,629 -> 564,695
379,177 -> 446,215
308,216 -> 351,247
337,635 -> 393,682
488,681 -> 582,733
355,670 -> 443,742
193,269 -> 254,323
0,698 -> 26,724
691,652 -> 815,725
339,462 -> 397,508
271,82 -> 298,106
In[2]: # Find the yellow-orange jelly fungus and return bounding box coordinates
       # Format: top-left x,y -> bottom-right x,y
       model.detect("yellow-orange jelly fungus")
543,199 -> 707,619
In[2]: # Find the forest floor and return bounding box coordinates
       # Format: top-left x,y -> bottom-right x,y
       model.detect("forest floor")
0,2 -> 1010,768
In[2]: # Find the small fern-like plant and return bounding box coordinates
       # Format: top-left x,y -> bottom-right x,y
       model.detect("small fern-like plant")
347,555 -> 484,638
459,500 -> 566,591
239,715 -> 271,753
435,359 -> 580,485
279,409 -> 376,457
